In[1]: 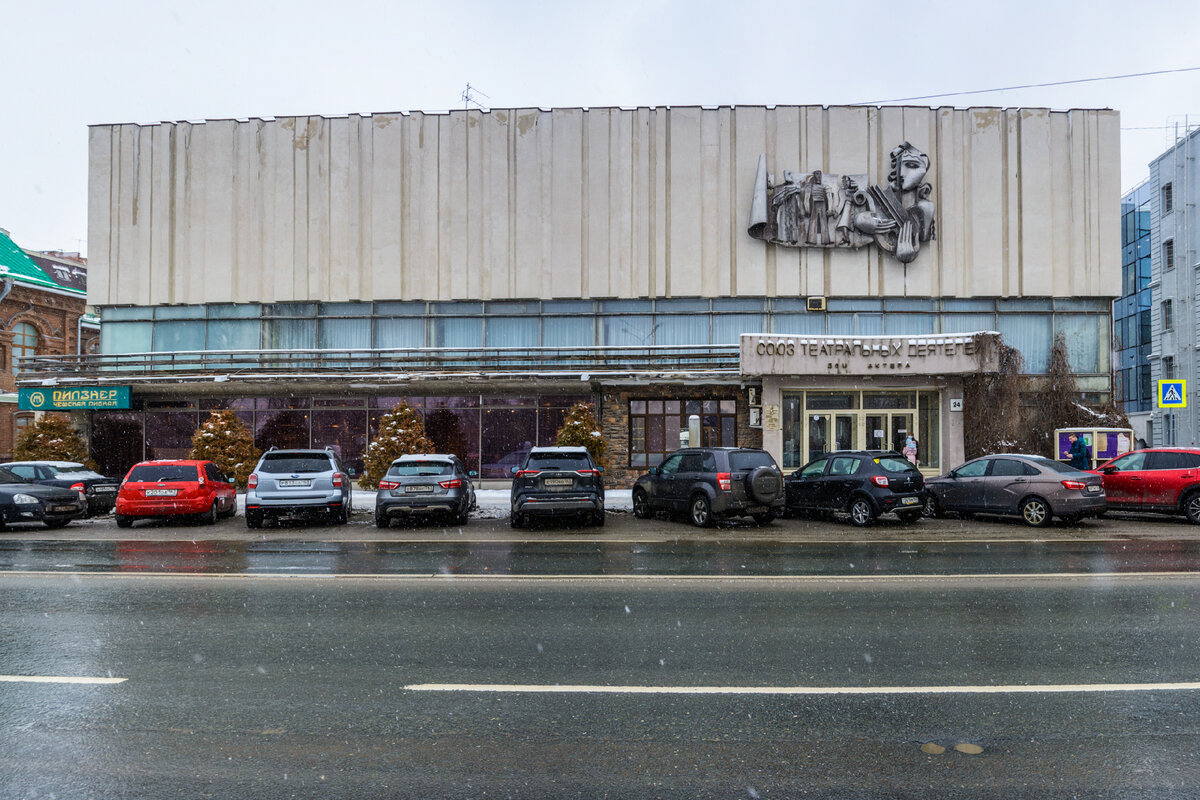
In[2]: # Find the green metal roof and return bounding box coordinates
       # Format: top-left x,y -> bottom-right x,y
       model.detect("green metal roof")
0,229 -> 85,295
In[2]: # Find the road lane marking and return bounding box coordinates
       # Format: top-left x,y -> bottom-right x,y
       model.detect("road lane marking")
404,681 -> 1200,696
0,675 -> 126,685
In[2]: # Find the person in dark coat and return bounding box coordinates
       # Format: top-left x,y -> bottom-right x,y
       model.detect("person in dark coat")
1063,433 -> 1090,470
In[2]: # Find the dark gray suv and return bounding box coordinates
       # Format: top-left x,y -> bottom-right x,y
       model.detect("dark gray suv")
632,447 -> 785,527
509,446 -> 605,528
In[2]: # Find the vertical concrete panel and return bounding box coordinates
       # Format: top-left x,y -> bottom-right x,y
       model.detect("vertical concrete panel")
370,114 -> 403,300
87,126 -> 112,306
229,122 -> 254,304
462,110 -> 484,300
935,109 -> 965,297
965,109 -> 1005,296
481,110 -> 510,301
653,108 -> 669,297
607,109 -> 634,299
769,107 -> 803,296
708,109 -> 736,297
665,108 -> 702,296
550,109 -> 583,298
1095,111 -> 1122,296
733,108 -> 775,299
585,109 -> 611,298
1048,113 -> 1072,300
302,117 -> 328,302
147,126 -> 173,304
409,113 -> 442,300
630,108 -> 654,298
513,108 -> 545,299
326,116 -> 354,302
1018,110 -> 1053,297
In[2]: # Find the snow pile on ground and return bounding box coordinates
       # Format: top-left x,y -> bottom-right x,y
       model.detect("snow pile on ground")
229,489 -> 633,519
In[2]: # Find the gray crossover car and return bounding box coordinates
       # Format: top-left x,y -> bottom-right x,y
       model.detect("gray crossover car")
924,453 -> 1106,527
245,448 -> 352,528
375,454 -> 477,526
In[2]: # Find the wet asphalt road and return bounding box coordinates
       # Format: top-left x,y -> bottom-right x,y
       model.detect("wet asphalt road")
3,572 -> 1200,798
3,511 -> 1200,798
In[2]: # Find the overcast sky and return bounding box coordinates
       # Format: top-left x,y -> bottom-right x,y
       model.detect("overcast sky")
3,0 -> 1199,255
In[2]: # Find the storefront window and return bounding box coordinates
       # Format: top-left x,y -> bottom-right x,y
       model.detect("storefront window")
918,391 -> 941,470
145,412 -> 197,460
255,410 -> 310,450
628,398 -> 736,467
92,412 -> 143,477
481,408 -> 536,478
424,408 -> 481,473
312,410 -> 368,477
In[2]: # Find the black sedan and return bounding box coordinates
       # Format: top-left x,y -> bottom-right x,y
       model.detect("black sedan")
0,466 -> 86,529
2,461 -> 120,517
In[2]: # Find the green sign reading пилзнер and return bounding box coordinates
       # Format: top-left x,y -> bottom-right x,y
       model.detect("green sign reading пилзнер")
18,386 -> 131,410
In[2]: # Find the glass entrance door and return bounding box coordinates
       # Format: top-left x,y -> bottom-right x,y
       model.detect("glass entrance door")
807,413 -> 857,460
865,413 -> 914,453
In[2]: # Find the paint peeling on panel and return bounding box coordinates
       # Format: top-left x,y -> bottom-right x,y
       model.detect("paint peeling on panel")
518,113 -> 538,135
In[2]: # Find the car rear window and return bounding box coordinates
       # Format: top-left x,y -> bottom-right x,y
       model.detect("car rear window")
128,464 -> 199,482
1030,457 -> 1085,475
258,454 -> 334,474
527,453 -> 592,471
391,461 -> 453,476
878,457 -> 918,473
729,451 -> 776,471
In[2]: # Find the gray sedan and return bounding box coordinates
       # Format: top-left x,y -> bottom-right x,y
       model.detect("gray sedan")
924,453 -> 1106,527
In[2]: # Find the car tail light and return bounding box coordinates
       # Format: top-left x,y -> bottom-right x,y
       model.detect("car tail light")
378,479 -> 400,490
439,478 -> 462,489
70,482 -> 86,500
717,472 -> 731,492
248,474 -> 258,489
872,475 -> 890,487
333,472 -> 344,488
517,470 -> 541,478
1061,479 -> 1088,490
577,469 -> 599,476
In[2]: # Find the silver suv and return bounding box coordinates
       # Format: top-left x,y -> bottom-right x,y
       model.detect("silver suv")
246,448 -> 352,528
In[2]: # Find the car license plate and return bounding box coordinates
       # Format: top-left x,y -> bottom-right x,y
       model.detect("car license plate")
145,489 -> 177,497
405,485 -> 433,493
901,497 -> 919,505
278,480 -> 310,488
95,486 -> 116,493
52,504 -> 77,513
1087,484 -> 1101,493
544,478 -> 573,487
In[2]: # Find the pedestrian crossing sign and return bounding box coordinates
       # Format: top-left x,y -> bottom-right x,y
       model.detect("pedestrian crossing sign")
1158,379 -> 1187,408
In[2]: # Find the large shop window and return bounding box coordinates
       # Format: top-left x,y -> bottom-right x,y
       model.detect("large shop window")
628,399 -> 737,467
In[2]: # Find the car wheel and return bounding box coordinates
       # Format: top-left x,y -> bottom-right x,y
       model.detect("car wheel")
632,490 -> 651,520
689,494 -> 713,528
375,509 -> 390,528
115,515 -> 133,529
510,513 -> 524,529
848,497 -> 876,527
593,510 -> 606,527
202,502 -> 218,525
752,512 -> 776,526
923,495 -> 943,519
1183,491 -> 1200,524
1020,497 -> 1052,527
896,510 -> 922,524
245,511 -> 263,529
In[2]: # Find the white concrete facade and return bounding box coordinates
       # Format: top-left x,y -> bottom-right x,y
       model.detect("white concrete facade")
88,105 -> 1121,308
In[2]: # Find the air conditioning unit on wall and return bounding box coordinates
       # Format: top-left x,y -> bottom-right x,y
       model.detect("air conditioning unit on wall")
806,296 -> 826,312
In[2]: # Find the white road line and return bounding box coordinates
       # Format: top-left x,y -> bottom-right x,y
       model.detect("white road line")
0,675 -> 126,685
404,681 -> 1200,696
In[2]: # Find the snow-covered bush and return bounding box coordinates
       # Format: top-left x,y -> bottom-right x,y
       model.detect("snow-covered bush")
189,410 -> 261,488
554,402 -> 608,469
360,401 -> 435,489
13,414 -> 93,467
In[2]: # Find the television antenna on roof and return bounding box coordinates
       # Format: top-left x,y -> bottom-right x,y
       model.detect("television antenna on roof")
461,83 -> 490,111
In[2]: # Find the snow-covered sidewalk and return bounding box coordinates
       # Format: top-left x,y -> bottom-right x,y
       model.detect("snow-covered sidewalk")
233,488 -> 634,520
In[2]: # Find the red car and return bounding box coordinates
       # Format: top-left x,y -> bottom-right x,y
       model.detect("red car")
115,460 -> 237,528
1092,448 -> 1200,523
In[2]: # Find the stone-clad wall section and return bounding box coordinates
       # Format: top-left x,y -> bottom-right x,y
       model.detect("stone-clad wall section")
88,106 -> 1120,306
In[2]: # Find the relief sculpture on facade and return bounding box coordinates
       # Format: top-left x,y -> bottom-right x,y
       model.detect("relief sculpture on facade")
748,142 -> 936,263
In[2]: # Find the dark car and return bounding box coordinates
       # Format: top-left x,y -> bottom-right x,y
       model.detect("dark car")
115,460 -> 237,528
2,460 -> 120,517
375,454 -> 477,527
785,450 -> 924,527
509,446 -> 605,528
632,447 -> 785,528
1092,447 -> 1200,523
925,453 -> 1106,527
0,466 -> 86,529
246,448 -> 353,528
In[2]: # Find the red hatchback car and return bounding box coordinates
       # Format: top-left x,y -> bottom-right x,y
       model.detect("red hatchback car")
1092,448 -> 1200,523
115,460 -> 237,528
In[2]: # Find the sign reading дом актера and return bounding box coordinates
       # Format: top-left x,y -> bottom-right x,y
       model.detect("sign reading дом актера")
18,386 -> 131,411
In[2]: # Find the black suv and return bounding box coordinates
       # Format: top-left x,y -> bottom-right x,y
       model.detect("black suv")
509,447 -> 605,528
632,447 -> 785,527
785,450 -> 925,526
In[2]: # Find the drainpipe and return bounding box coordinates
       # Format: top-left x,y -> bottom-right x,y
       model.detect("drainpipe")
0,278 -> 12,308
76,308 -> 85,355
